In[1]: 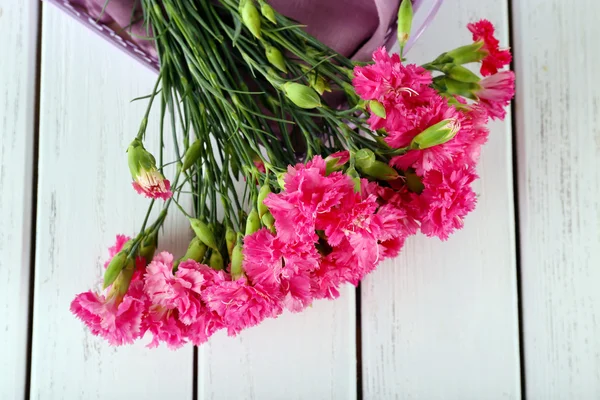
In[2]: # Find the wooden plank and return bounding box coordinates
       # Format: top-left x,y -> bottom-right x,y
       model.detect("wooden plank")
361,0 -> 521,398
512,0 -> 600,398
0,0 -> 38,398
199,288 -> 356,400
29,5 -> 193,398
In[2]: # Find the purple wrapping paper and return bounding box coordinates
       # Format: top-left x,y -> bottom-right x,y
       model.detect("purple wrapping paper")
46,0 -> 443,70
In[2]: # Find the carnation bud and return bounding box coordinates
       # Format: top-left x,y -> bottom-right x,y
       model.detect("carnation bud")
345,166 -> 362,192
225,227 -> 237,258
189,218 -> 217,250
182,139 -> 202,171
127,139 -> 171,198
257,184 -> 271,218
435,76 -> 479,100
239,0 -> 262,39
368,100 -> 386,119
410,118 -> 461,150
139,233 -> 157,264
265,45 -> 287,73
108,259 -> 136,302
260,2 -> 277,24
182,237 -> 208,263
397,0 -> 413,52
230,238 -> 244,280
354,148 -> 376,170
276,172 -> 286,189
405,170 -> 424,194
282,82 -> 321,109
445,41 -> 487,65
245,209 -> 261,236
300,66 -> 331,95
103,250 -> 129,289
209,250 -> 224,271
357,160 -> 399,181
325,150 -> 350,174
441,64 -> 480,83
261,211 -> 275,232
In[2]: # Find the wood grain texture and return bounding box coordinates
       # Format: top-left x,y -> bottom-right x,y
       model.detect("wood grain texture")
0,0 -> 38,398
199,288 -> 356,400
29,5 -> 193,398
361,1 -> 521,399
512,0 -> 600,398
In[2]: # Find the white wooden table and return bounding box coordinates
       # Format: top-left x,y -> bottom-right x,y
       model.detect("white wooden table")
1,0 -> 599,398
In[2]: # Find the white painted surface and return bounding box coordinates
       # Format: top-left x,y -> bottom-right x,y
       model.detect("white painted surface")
512,0 -> 600,398
200,288 -> 356,400
361,1 -> 521,399
29,5 -> 193,398
0,0 -> 38,398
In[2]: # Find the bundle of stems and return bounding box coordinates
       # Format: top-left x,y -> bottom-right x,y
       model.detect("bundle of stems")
134,0 -> 379,266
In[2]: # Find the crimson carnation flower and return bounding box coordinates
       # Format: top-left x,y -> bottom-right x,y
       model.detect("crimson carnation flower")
467,19 -> 512,76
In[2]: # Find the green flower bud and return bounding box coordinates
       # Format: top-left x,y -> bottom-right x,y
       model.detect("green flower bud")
127,139 -> 170,195
245,209 -> 261,236
183,237 -> 208,263
103,250 -> 129,289
435,76 -> 479,100
357,160 -> 399,181
239,0 -> 262,39
276,172 -> 286,189
410,118 -> 461,150
225,227 -> 237,258
282,82 -> 321,109
107,258 -> 136,302
441,64 -> 480,83
209,250 -> 224,271
260,2 -> 277,24
300,66 -> 331,95
325,151 -> 350,174
230,239 -> 244,280
189,218 -> 217,250
257,184 -> 271,218
445,41 -> 487,65
261,212 -> 275,232
368,100 -> 386,119
354,148 -> 376,170
397,0 -> 413,50
346,166 -> 362,192
265,45 -> 287,73
139,233 -> 157,264
405,170 -> 424,194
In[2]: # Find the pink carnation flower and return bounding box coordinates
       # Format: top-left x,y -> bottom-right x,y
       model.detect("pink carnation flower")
419,166 -> 478,240
143,304 -> 188,349
144,253 -> 208,325
467,19 -> 512,77
475,71 -> 515,120
389,96 -> 467,175
353,48 -> 436,133
202,278 -> 282,336
264,156 -> 354,243
70,280 -> 146,346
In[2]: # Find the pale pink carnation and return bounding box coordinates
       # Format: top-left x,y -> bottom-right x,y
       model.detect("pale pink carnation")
132,170 -> 172,200
475,71 -> 515,120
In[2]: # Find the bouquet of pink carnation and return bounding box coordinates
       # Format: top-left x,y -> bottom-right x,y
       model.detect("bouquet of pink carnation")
70,0 -> 514,348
